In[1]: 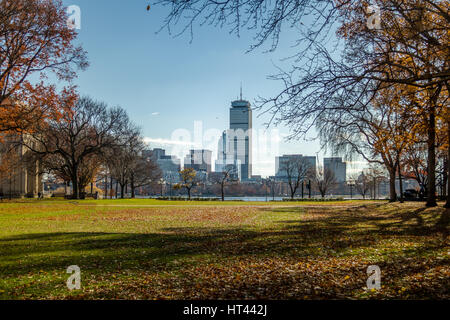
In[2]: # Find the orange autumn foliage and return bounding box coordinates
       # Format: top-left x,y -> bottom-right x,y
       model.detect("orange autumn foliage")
0,0 -> 88,134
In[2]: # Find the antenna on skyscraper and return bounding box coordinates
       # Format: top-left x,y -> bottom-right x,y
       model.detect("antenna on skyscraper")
240,82 -> 243,100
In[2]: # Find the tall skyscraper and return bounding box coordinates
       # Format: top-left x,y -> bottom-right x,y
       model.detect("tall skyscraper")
215,131 -> 241,180
214,88 -> 253,181
228,89 -> 252,180
324,157 -> 347,183
215,131 -> 228,172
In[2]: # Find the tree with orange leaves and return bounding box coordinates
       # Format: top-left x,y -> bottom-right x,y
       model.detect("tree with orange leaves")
0,0 -> 88,134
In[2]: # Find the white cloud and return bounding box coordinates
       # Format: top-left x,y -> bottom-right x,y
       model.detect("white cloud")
143,137 -> 196,146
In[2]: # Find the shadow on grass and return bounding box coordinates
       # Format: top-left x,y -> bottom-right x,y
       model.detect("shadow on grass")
1,204 -> 448,277
265,204 -> 449,237
0,203 -> 448,299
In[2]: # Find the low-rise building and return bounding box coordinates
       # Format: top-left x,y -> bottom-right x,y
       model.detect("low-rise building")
0,135 -> 42,198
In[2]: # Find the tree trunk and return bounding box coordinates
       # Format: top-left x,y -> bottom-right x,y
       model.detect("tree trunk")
187,187 -> 191,200
426,109 -> 437,207
272,182 -> 275,201
120,184 -> 125,199
301,181 -> 304,199
398,163 -> 404,203
115,181 -> 118,199
445,113 -> 450,208
72,179 -> 78,199
308,180 -> 312,198
110,177 -> 113,199
71,161 -> 79,199
388,167 -> 397,202
221,182 -> 225,201
9,175 -> 12,200
445,82 -> 450,208
131,175 -> 135,199
373,178 -> 377,200
72,174 -> 78,200
104,176 -> 108,200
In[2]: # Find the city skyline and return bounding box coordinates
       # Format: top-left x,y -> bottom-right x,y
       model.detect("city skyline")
1,0 -> 445,302
143,91 -> 365,178
59,0 -> 369,177
150,145 -> 351,183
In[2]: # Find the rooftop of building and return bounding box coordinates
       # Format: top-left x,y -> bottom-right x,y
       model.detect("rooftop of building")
231,100 -> 251,108
188,149 -> 213,153
231,85 -> 251,108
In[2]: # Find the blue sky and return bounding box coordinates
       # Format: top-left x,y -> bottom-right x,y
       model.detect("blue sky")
62,0 -> 362,177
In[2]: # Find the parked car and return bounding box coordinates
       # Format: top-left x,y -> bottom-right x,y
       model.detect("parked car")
403,189 -> 419,200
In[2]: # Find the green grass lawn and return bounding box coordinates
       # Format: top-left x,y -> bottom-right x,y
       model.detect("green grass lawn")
3,198 -> 377,206
0,199 -> 448,299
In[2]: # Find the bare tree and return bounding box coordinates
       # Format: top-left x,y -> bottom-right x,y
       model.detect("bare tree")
109,151 -> 131,199
314,166 -> 337,198
365,165 -> 386,200
109,149 -> 133,199
280,157 -> 313,199
23,96 -> 131,199
38,152 -> 101,198
130,153 -> 161,198
106,122 -> 156,199
353,172 -> 370,200
210,165 -> 238,201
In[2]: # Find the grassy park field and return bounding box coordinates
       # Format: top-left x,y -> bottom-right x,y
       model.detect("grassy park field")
0,199 -> 448,300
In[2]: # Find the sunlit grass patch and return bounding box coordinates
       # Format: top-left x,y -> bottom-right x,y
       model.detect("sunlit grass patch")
0,200 -> 448,299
